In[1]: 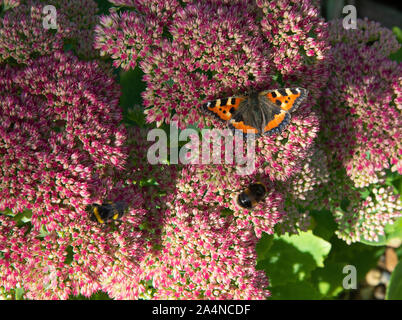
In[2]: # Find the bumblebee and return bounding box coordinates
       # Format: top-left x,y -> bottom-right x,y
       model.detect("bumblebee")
237,182 -> 267,209
88,201 -> 128,224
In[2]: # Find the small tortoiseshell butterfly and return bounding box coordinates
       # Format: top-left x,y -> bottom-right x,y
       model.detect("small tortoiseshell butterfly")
202,88 -> 308,137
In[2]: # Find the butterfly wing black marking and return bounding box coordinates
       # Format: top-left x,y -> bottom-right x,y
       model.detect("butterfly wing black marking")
258,95 -> 291,136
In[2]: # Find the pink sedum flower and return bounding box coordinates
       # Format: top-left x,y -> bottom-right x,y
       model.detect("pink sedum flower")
0,0 -> 20,9
0,52 -> 127,232
109,0 -> 180,25
322,19 -> 402,188
276,147 -> 330,234
176,162 -> 284,239
308,19 -> 402,243
95,0 -> 329,127
0,128 -> 158,299
102,128 -> 274,299
95,11 -> 163,70
333,186 -> 402,244
0,0 -> 99,63
139,204 -> 271,299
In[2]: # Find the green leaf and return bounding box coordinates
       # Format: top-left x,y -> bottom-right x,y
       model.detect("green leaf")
220,208 -> 234,218
15,288 -> 24,300
13,209 -> 32,228
389,27 -> 402,62
311,263 -> 346,298
385,170 -> 402,193
94,0 -> 113,15
280,231 -> 332,268
310,210 -> 338,241
38,224 -> 50,238
392,27 -> 402,43
325,238 -> 383,283
272,72 -> 284,86
257,231 -> 331,287
256,233 -> 274,262
386,260 -> 402,300
385,217 -> 402,241
69,291 -> 112,300
269,281 -> 322,300
125,104 -> 147,128
64,245 -> 74,265
395,177 -> 402,196
120,66 -> 146,110
310,238 -> 383,298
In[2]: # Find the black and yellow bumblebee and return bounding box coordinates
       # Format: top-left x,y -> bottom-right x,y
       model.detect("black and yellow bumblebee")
88,201 -> 128,224
237,182 -> 267,209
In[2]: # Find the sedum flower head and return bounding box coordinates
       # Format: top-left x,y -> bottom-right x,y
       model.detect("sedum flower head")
0,128 -> 159,299
313,164 -> 401,244
176,161 -> 284,239
328,18 -> 400,58
109,0 -> 180,25
321,19 -> 402,188
95,0 -> 329,181
0,52 -> 127,232
101,129 -> 274,299
309,19 -> 402,243
276,147 -> 330,234
333,185 -> 401,244
95,0 -> 330,127
138,204 -> 271,299
95,11 -> 163,70
0,202 -> 147,299
0,0 -> 20,10
0,0 -> 99,63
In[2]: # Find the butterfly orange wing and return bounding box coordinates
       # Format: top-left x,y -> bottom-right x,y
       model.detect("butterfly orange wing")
202,96 -> 246,122
261,88 -> 308,112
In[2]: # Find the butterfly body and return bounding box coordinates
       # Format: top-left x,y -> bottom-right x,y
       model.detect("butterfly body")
203,88 -> 308,137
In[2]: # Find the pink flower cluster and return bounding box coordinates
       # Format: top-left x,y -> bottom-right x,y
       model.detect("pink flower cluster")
1,125 -> 273,299
1,0 -> 400,300
321,19 -> 401,187
122,129 -> 273,299
334,185 -> 401,244
95,0 -> 330,126
95,11 -> 163,70
176,162 -> 284,239
0,125 -> 165,299
276,147 -> 330,234
311,19 -> 402,243
0,52 -> 128,232
141,203 -> 270,299
109,0 -> 180,25
0,0 -> 20,9
95,0 -> 329,181
0,200 -> 147,299
0,0 -> 98,63
0,0 -> 333,299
